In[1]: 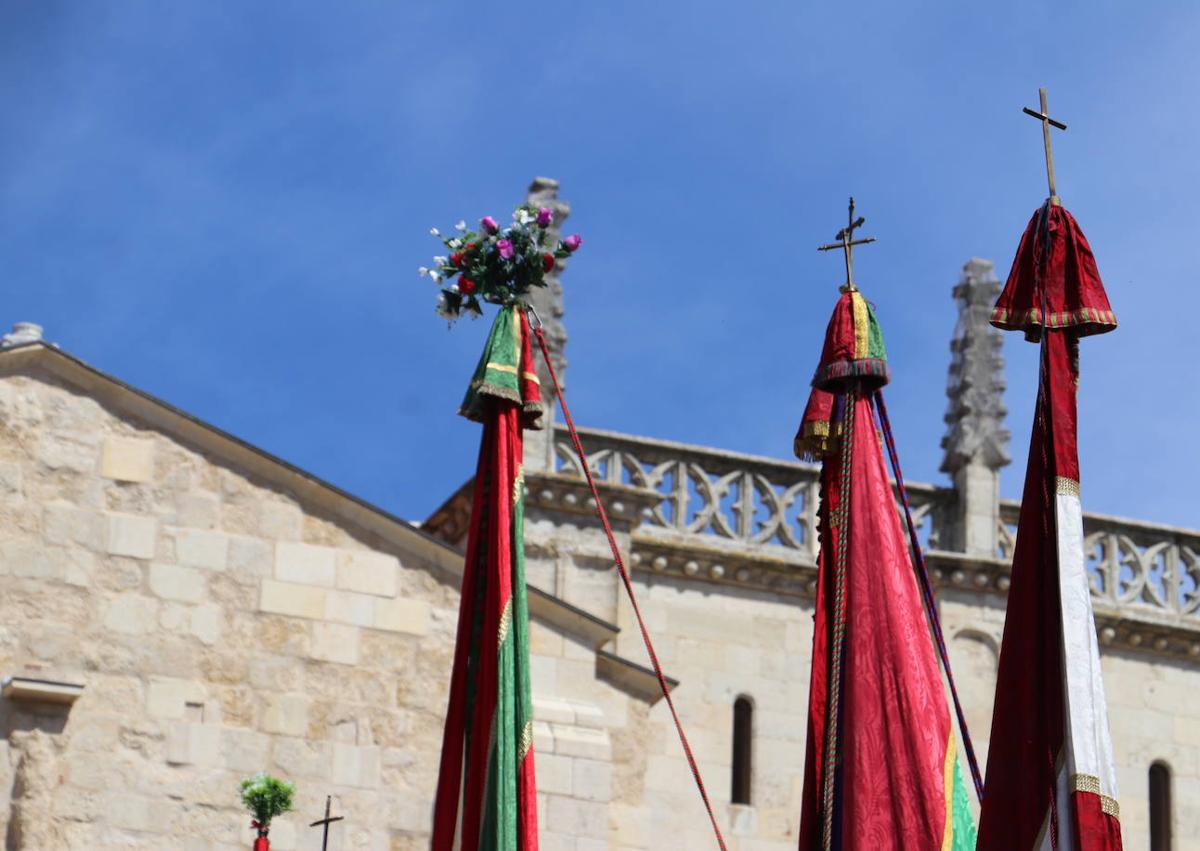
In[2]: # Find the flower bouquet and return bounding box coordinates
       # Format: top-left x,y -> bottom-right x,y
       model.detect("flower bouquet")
420,205 -> 582,321
240,772 -> 294,851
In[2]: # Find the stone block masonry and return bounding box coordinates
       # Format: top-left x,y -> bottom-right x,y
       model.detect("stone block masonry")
0,372 -> 474,849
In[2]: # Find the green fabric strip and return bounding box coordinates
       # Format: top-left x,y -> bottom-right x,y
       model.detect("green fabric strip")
950,758 -> 978,850
460,306 -> 524,423
865,301 -> 888,362
512,465 -> 535,775
481,458 -> 535,850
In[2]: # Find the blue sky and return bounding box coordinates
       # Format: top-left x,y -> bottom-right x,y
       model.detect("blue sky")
2,2 -> 1197,528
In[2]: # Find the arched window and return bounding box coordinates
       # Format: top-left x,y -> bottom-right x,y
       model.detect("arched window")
731,696 -> 753,805
1150,761 -> 1172,851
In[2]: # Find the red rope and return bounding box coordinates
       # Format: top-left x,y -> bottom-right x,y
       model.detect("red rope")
531,322 -> 729,851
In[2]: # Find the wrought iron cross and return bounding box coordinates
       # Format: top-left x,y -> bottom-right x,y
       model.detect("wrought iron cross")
309,796 -> 344,851
817,196 -> 876,292
1022,87 -> 1068,204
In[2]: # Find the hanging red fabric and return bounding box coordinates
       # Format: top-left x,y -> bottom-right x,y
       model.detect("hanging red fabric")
432,306 -> 540,850
978,201 -> 1122,849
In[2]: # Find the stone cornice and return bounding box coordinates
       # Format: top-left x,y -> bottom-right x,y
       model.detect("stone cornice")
524,470 -> 664,530
630,533 -> 813,598
595,650 -> 678,705
624,540 -> 1200,662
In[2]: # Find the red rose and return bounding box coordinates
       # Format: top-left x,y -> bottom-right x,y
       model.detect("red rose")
459,278 -> 476,295
542,253 -> 555,273
465,242 -> 476,252
450,252 -> 464,267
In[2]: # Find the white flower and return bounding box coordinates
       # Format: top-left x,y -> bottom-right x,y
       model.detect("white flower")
430,227 -> 441,237
447,283 -> 460,294
418,266 -> 429,277
514,208 -> 533,225
433,255 -> 448,266
454,220 -> 467,231
447,238 -> 462,249
436,294 -> 454,318
429,270 -> 441,282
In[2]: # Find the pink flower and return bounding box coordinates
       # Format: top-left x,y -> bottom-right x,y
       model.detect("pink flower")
536,207 -> 554,227
497,239 -> 514,259
562,234 -> 583,252
481,216 -> 499,234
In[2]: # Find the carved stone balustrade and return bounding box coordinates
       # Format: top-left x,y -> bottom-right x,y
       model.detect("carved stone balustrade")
544,426 -> 1200,660
424,422 -> 1200,660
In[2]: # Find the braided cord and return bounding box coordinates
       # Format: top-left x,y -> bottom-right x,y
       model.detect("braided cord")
821,387 -> 857,851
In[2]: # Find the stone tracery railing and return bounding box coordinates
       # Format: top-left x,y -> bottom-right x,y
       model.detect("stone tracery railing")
553,426 -> 954,561
555,427 -> 1200,629
1000,501 -> 1200,622
553,426 -> 822,559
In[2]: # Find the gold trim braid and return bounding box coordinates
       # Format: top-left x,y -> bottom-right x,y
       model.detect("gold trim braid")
512,464 -> 524,506
1056,476 -> 1080,497
851,292 -> 870,359
1071,774 -> 1120,819
497,598 -> 513,646
518,720 -> 534,760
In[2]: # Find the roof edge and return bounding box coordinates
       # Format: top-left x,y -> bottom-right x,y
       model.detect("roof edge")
0,342 -> 618,639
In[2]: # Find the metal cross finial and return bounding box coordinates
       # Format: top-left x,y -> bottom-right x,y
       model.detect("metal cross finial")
1022,87 -> 1067,205
309,796 -> 344,851
817,196 -> 876,293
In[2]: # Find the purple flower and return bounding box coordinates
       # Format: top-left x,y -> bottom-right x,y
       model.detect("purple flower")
536,207 -> 554,227
497,238 -> 514,259
481,216 -> 499,234
563,234 -> 583,252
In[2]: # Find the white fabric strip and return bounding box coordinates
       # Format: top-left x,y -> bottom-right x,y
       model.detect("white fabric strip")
1055,492 -> 1120,801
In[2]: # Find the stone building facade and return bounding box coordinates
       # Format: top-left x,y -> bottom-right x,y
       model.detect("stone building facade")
0,180 -> 1197,849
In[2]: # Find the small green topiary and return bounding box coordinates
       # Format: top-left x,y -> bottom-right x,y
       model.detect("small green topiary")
240,772 -> 294,835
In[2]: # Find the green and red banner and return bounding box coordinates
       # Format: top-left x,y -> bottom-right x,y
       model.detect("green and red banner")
432,305 -> 542,851
796,289 -> 976,850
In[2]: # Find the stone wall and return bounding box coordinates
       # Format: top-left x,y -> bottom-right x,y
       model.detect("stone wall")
613,577 -> 810,851
0,369 -> 456,849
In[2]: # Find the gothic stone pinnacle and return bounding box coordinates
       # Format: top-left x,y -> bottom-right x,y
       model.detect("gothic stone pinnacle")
941,258 -> 1011,474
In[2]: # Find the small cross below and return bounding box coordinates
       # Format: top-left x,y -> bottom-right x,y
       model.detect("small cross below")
309,796 -> 345,851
